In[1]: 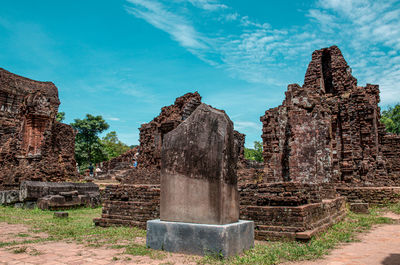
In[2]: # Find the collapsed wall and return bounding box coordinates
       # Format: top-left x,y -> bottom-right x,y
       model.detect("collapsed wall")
0,68 -> 77,190
95,147 -> 139,180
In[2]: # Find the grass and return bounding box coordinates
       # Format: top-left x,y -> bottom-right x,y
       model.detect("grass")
0,206 -> 145,246
388,202 -> 400,214
0,203 -> 399,264
200,207 -> 394,265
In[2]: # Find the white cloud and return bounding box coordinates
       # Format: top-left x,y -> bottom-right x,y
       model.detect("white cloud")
234,121 -> 261,131
126,0 -> 208,50
187,0 -> 227,11
125,0 -> 400,104
107,116 -> 121,121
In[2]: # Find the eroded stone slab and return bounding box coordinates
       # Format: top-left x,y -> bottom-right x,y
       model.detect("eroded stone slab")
160,103 -> 239,225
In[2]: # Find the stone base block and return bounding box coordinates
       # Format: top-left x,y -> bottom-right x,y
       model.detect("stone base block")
54,211 -> 69,218
146,219 -> 254,257
350,202 -> 369,214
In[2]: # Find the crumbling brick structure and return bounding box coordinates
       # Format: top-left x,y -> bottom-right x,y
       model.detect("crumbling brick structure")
260,45 -> 400,209
95,92 -> 247,228
95,46 -> 399,239
261,46 -> 399,187
120,92 -> 245,184
96,147 -> 139,180
0,68 -> 77,190
382,134 -> 400,177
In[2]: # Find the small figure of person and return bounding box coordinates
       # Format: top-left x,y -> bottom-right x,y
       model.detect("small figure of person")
133,160 -> 138,168
88,163 -> 94,178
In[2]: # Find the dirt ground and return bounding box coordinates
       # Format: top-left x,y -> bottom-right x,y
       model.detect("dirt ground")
286,212 -> 400,265
0,223 -> 199,265
1,213 -> 400,265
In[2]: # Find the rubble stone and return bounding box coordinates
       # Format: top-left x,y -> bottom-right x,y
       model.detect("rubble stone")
54,211 -> 69,218
349,202 -> 369,214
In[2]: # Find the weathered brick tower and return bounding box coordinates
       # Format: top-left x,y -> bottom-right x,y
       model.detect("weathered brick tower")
0,68 -> 77,190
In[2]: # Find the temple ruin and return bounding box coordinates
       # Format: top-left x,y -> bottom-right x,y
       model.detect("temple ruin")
94,92 -> 246,228
95,46 -> 400,240
260,45 -> 400,204
0,68 -> 77,190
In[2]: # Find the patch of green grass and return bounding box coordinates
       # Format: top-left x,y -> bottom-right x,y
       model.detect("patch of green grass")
0,206 -> 165,259
388,201 -> 400,214
124,244 -> 166,260
0,206 -> 145,249
0,238 -> 50,248
200,208 -> 393,265
17,233 -> 30,238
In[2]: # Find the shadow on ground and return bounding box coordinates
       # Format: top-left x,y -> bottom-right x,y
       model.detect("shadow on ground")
382,254 -> 400,265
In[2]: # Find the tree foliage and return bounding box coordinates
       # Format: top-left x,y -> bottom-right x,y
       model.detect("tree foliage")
244,141 -> 263,162
56,111 -> 65,122
381,104 -> 400,135
101,131 -> 130,159
70,114 -> 109,166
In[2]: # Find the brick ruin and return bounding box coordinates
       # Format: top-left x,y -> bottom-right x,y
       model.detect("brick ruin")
95,92 -> 247,227
260,46 -> 400,205
261,46 -> 400,186
97,92 -> 246,184
0,68 -> 77,190
96,147 -> 138,180
95,46 -> 400,240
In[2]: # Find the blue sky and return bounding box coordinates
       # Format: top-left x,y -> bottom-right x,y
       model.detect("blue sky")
1,0 -> 399,147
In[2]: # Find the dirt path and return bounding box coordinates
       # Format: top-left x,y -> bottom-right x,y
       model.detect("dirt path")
287,213 -> 400,265
0,223 -> 198,265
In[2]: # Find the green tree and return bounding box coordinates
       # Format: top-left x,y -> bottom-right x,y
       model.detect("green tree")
56,111 -> 65,122
244,141 -> 263,162
101,131 -> 130,159
381,104 -> 400,135
70,114 -> 109,166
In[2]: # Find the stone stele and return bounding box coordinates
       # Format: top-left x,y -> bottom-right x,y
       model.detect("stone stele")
147,103 -> 254,256
160,103 -> 239,224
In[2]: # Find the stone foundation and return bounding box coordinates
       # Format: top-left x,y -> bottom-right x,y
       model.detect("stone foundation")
337,187 -> 400,205
241,197 -> 346,240
95,183 -> 345,241
93,184 -> 160,229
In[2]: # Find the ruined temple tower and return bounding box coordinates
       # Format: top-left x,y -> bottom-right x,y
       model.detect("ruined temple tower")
261,45 -> 399,186
0,68 -> 77,190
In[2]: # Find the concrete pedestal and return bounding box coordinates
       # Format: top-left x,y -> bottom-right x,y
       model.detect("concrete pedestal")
146,219 -> 254,257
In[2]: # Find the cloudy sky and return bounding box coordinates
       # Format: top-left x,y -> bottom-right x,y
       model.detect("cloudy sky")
1,0 -> 399,147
